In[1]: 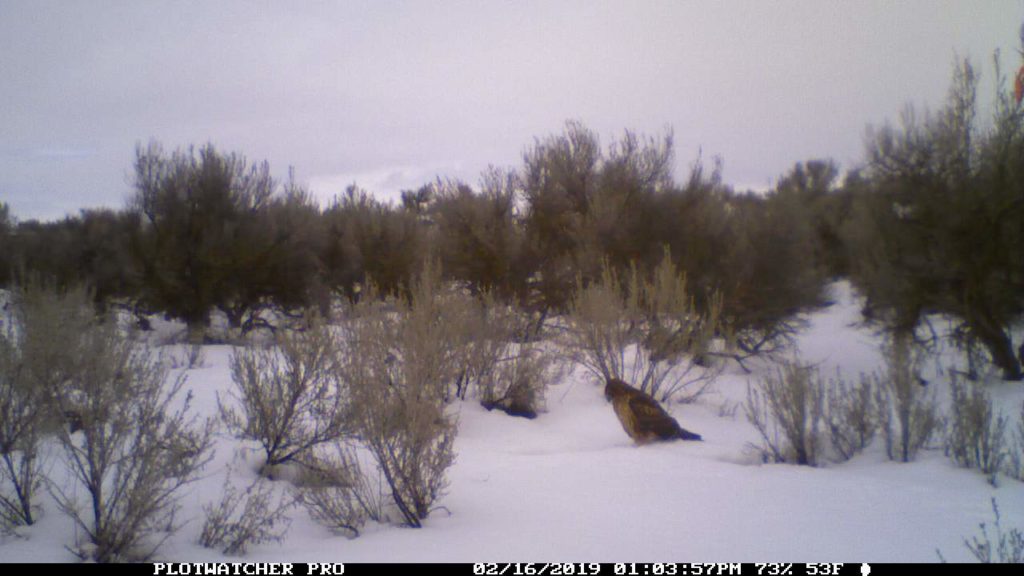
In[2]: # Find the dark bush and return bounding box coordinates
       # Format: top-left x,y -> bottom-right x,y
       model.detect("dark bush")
130,142 -> 277,343
845,58 -> 1024,380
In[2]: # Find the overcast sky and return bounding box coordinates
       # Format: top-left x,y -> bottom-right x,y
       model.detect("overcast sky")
1,1 -> 1019,221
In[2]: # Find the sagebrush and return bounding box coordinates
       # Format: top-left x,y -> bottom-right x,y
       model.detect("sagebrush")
565,254 -> 721,403
221,319 -> 350,470
34,289 -> 215,562
946,374 -> 1009,486
295,444 -> 387,538
336,268 -> 460,528
745,361 -> 826,466
0,303 -> 46,530
200,474 -> 294,556
873,337 -> 942,462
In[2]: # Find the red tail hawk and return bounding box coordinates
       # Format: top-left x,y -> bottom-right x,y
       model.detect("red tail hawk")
604,378 -> 702,443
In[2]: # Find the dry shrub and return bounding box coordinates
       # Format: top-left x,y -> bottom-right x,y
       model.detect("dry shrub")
946,374 -> 1009,486
825,371 -> 878,462
0,307 -> 46,530
873,336 -> 943,462
566,253 -> 721,403
747,359 -> 882,466
480,343 -> 563,419
962,499 -> 1024,563
1,285 -> 112,532
296,272 -> 560,532
459,295 -> 563,419
745,361 -> 826,466
37,294 -> 214,562
220,319 -> 351,469
294,444 -> 386,538
452,294 -> 514,402
200,473 -> 294,556
1011,402 -> 1024,482
336,266 -> 461,527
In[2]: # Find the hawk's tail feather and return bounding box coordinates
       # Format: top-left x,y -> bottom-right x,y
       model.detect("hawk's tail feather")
678,428 -> 702,441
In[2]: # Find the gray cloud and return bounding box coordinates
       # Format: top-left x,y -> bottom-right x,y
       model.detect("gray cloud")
1,0 -> 1017,220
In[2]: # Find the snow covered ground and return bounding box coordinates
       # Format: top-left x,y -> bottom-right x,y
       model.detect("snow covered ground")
2,282 -> 1022,563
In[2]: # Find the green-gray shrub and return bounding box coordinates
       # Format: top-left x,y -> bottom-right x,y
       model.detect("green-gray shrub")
825,371 -> 878,462
946,374 -> 1009,486
745,361 -> 826,466
873,337 -> 942,462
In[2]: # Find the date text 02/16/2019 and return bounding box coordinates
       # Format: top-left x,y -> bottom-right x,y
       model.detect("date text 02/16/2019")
472,565 -> 848,576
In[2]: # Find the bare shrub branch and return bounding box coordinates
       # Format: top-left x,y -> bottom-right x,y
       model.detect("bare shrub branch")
43,308 -> 214,562
452,294 -> 516,402
565,253 -> 721,403
1011,402 -> 1024,482
337,266 -> 460,528
220,319 -> 350,469
946,374 -> 1009,486
747,357 -> 884,467
459,295 -> 564,418
1,285 -> 114,532
825,371 -> 878,462
480,343 -> 564,420
0,322 -> 45,530
199,473 -> 293,556
963,499 -> 1024,563
295,444 -> 386,538
745,361 -> 826,466
874,336 -> 943,462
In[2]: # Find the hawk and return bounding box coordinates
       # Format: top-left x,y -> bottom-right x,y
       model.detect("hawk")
604,378 -> 702,443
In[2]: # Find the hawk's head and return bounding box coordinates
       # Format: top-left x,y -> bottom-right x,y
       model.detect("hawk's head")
604,378 -> 632,402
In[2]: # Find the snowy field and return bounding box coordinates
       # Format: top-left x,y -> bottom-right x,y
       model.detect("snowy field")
2,282 -> 1022,563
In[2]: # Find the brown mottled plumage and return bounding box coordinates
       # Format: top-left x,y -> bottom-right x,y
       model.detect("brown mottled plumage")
604,378 -> 702,443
